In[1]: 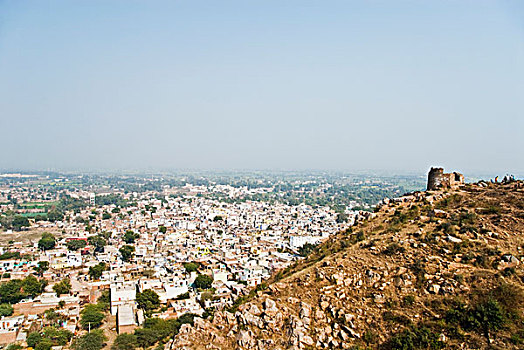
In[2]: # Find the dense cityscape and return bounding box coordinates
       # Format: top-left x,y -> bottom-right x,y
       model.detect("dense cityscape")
0,172 -> 425,348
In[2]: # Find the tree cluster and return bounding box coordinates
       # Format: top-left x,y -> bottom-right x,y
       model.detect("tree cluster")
66,239 -> 87,251
72,329 -> 106,350
34,261 -> 49,276
52,278 -> 72,295
0,303 -> 14,316
119,245 -> 135,262
0,275 -> 47,304
123,230 -> 140,244
0,251 -> 21,260
89,262 -> 107,280
183,262 -> 199,273
38,232 -> 56,251
112,313 -> 196,350
0,212 -> 30,231
297,243 -> 318,257
80,304 -> 105,330
26,326 -> 73,350
88,234 -> 108,253
136,289 -> 160,316
194,274 -> 214,289
95,194 -> 127,207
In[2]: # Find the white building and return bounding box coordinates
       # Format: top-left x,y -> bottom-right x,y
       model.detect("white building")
212,269 -> 228,284
289,235 -> 322,250
110,281 -> 137,315
163,278 -> 189,300
67,252 -> 83,267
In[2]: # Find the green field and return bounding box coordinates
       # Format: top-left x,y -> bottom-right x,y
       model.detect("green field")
19,212 -> 46,217
19,201 -> 57,209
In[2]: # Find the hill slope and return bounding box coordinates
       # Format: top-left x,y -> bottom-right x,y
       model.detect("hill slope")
169,181 -> 524,349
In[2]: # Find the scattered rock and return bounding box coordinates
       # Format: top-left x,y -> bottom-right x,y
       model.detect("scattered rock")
433,209 -> 449,218
428,284 -> 441,294
447,235 -> 462,243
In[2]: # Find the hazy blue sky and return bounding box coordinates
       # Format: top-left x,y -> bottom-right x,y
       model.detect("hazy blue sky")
1,1 -> 523,174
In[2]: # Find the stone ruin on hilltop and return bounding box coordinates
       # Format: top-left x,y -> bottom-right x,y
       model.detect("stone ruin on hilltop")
427,167 -> 464,190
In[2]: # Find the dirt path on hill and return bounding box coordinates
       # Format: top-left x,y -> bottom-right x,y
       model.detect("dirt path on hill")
102,314 -> 117,349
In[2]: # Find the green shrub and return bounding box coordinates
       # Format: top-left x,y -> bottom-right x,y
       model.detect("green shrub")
386,325 -> 444,350
479,204 -> 501,215
445,288 -> 515,341
112,333 -> 137,350
403,295 -> 416,306
73,329 -> 106,350
436,194 -> 462,209
6,344 -> 23,350
383,311 -> 412,326
194,274 -> 214,289
363,329 -> 377,344
383,243 -> 405,256
510,329 -> 524,345
175,292 -> 190,300
0,303 -> 14,316
437,222 -> 455,235
80,304 -> 105,330
27,332 -> 42,348
183,262 -> 199,273
297,243 -> 318,257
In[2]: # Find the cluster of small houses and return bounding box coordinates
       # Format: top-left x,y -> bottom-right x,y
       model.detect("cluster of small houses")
0,183 -> 357,347
0,241 -> 259,347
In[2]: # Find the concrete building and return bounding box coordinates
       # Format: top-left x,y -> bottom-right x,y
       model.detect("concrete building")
116,304 -> 137,334
110,281 -> 137,315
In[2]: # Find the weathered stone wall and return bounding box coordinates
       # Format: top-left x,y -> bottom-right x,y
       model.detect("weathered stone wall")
427,167 -> 464,190
448,172 -> 464,188
427,168 -> 444,190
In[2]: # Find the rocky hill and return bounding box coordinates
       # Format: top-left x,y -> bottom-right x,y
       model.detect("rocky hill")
168,180 -> 524,350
